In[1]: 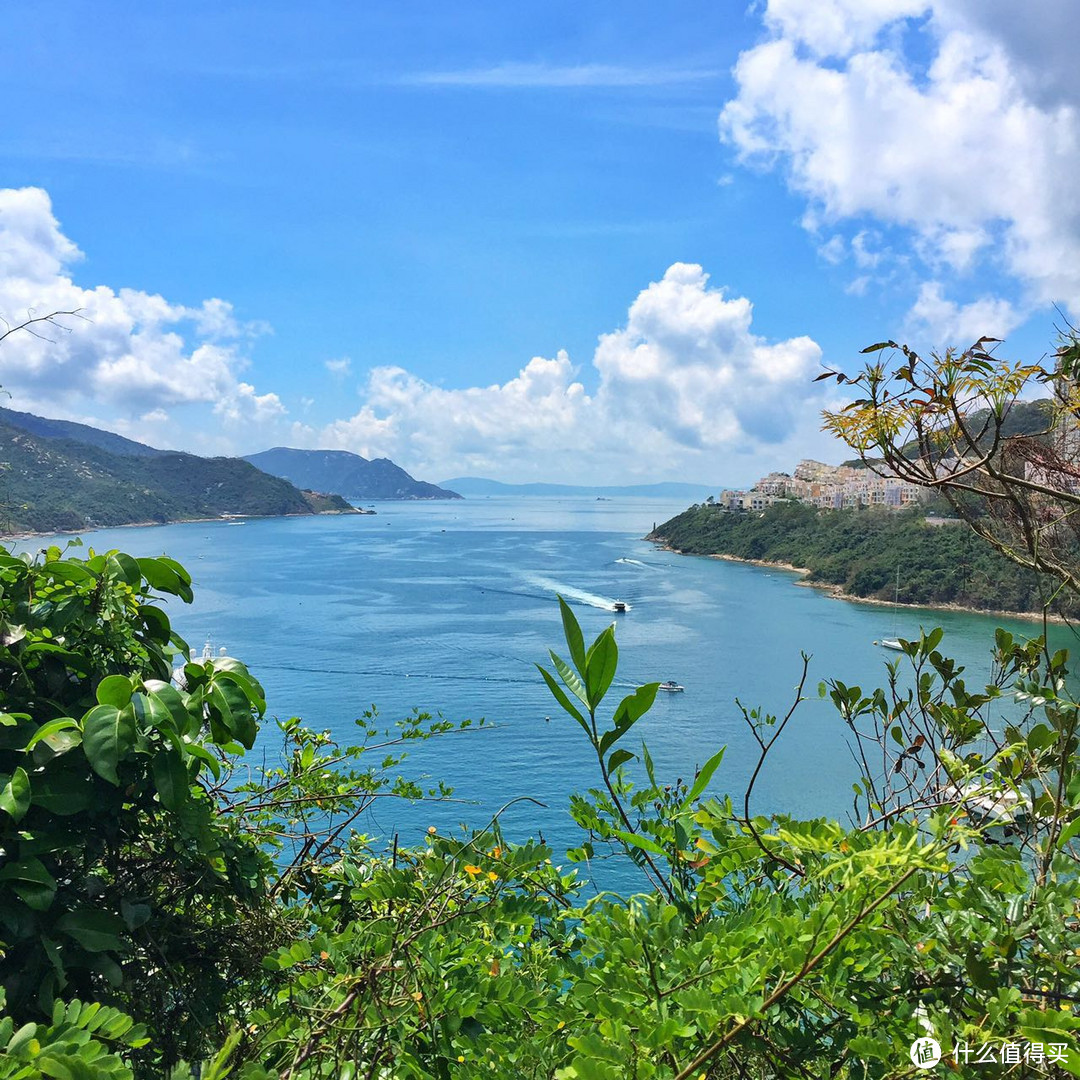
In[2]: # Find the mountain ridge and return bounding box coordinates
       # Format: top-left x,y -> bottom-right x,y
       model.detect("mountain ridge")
245,447 -> 461,500
439,477 -> 722,498
0,412 -> 358,535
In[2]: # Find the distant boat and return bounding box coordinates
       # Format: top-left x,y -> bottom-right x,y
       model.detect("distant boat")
613,600 -> 627,612
658,680 -> 684,692
875,567 -> 905,650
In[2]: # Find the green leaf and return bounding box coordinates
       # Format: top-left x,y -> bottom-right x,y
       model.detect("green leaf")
96,676 -> 133,709
55,910 -> 125,953
31,770 -> 95,815
607,748 -> 635,771
537,665 -> 590,737
137,557 -> 193,602
685,747 -> 726,806
142,682 -> 194,733
24,717 -> 81,751
105,552 -> 141,587
152,749 -> 189,811
549,651 -> 588,708
558,595 -> 587,675
0,856 -> 57,911
614,830 -> 667,857
0,766 -> 30,821
81,704 -> 136,784
584,627 -> 618,709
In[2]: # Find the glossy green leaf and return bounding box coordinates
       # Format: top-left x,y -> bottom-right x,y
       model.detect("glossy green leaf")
96,675 -> 133,709
558,595 -> 587,674
0,766 -> 30,821
0,856 -> 57,911
685,747 -> 726,806
82,704 -> 136,784
584,627 -> 618,709
56,910 -> 126,953
152,749 -> 189,811
549,650 -> 588,707
537,665 -> 590,736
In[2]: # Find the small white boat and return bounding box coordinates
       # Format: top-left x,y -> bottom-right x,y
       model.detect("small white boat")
878,638 -> 904,651
658,680 -> 684,692
613,600 -> 627,612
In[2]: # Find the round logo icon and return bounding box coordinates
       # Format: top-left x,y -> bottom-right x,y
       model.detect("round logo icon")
910,1037 -> 942,1069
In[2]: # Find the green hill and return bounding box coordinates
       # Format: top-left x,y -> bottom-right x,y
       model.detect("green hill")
0,418 -> 356,534
245,447 -> 461,500
650,500 -> 1078,616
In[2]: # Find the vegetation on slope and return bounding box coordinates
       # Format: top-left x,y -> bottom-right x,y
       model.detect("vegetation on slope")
244,447 -> 462,500
0,419 -> 355,533
650,500 -> 1078,616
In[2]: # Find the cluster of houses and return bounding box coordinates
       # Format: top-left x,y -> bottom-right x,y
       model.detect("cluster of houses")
707,460 -> 924,513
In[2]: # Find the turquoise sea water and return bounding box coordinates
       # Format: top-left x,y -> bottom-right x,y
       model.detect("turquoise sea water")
22,497 -> 1076,884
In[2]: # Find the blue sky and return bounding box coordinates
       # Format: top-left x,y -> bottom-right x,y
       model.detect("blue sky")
1,1 -> 1076,485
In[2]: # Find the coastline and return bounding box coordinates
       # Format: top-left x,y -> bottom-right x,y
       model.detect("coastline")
0,507 -> 363,544
650,541 -> 1066,626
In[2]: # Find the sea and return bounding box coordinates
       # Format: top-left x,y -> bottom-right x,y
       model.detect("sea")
19,497 -> 1076,891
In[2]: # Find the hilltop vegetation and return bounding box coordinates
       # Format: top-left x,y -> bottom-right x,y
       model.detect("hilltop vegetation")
0,416 -> 355,534
650,500 -> 1078,616
244,447 -> 462,500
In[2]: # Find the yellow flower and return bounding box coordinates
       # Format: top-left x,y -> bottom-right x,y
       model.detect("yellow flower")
490,846 -> 502,858
464,864 -> 482,876
457,1055 -> 465,1063
411,991 -> 423,1001
427,825 -> 437,835
487,871 -> 498,882
556,1020 -> 565,1030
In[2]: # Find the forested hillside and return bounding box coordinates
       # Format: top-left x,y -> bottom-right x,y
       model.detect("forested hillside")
245,447 -> 461,499
650,500 -> 1078,616
0,418 -> 355,533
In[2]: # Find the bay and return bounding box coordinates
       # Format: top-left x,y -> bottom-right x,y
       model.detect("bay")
21,497 -> 1074,886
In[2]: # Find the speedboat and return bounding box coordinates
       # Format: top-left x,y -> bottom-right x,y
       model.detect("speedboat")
613,600 -> 627,612
658,680 -> 684,692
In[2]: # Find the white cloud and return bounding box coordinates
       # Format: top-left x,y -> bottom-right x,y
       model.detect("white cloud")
316,264 -> 824,482
0,186 -> 282,428
0,188 -> 830,483
721,1 -> 1080,334
907,281 -> 1021,343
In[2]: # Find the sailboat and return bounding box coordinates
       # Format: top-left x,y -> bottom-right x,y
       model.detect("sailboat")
875,568 -> 905,651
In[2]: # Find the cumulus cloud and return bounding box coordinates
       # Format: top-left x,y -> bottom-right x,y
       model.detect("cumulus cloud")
317,264 -> 823,482
0,188 -> 828,482
0,186 -> 282,426
721,0 -> 1080,338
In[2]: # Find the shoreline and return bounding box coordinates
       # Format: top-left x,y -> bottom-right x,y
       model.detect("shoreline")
650,541 -> 1066,626
0,508 -> 363,544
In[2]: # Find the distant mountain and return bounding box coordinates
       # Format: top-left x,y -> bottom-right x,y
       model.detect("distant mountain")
0,406 -> 164,457
0,416 -> 357,535
440,477 -> 722,499
245,448 -> 462,500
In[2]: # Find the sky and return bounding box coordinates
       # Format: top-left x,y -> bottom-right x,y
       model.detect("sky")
1,0 -> 1078,486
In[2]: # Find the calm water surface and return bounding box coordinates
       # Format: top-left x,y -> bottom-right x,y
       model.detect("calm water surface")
27,498 -> 1076,885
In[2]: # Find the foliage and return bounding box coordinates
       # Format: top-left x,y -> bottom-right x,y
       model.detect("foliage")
650,500 -> 1076,615
822,332 -> 1080,597
219,602 -> 1079,1078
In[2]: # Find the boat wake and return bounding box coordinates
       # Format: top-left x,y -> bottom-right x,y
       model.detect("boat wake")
527,575 -> 626,612
615,557 -> 657,570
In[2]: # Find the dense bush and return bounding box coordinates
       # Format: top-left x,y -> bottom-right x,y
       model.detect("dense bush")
651,502 -> 1078,616
1,548 -> 1078,1078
